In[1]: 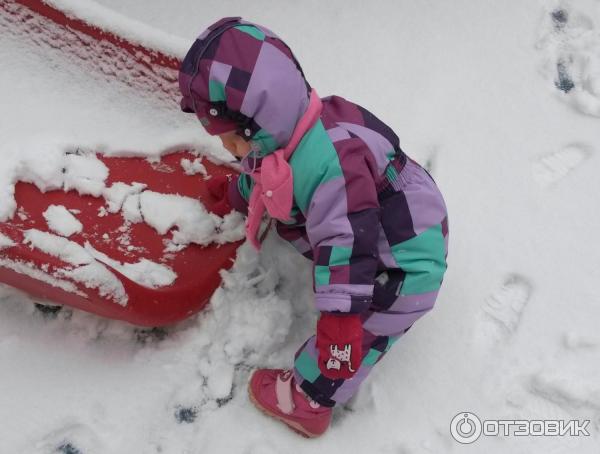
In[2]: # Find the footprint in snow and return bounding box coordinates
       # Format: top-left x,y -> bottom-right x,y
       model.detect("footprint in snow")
562,332 -> 600,350
56,443 -> 83,454
507,377 -> 595,454
528,372 -> 600,417
334,381 -> 376,426
134,326 -> 168,344
30,423 -> 104,454
551,9 -> 575,93
537,4 -> 600,117
478,274 -> 532,348
551,8 -> 569,31
174,405 -> 199,424
531,143 -> 591,187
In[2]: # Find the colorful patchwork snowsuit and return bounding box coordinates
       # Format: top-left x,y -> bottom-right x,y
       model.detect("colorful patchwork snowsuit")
179,17 -> 449,407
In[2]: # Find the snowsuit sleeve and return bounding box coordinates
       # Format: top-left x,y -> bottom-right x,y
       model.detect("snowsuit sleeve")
305,149 -> 381,314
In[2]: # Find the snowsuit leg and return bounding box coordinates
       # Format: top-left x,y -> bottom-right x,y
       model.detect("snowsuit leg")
293,270 -> 437,407
293,159 -> 449,407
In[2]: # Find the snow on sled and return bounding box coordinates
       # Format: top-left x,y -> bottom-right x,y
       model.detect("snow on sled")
0,151 -> 243,327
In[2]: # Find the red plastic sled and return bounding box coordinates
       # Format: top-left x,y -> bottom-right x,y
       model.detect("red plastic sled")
0,1 -> 241,326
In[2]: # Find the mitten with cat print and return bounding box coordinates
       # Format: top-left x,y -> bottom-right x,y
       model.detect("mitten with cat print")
316,312 -> 363,380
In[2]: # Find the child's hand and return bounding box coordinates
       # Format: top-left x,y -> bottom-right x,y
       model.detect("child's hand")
206,174 -> 233,217
316,313 -> 363,380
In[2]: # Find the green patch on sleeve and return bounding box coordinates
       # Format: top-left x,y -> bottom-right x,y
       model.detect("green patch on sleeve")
235,25 -> 266,41
329,246 -> 352,267
314,265 -> 331,286
289,120 -> 343,214
208,80 -> 226,102
391,224 -> 447,295
363,337 -> 400,366
362,348 -> 382,366
294,351 -> 320,383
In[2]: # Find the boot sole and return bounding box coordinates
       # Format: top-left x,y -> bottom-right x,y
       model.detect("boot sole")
247,380 -> 324,438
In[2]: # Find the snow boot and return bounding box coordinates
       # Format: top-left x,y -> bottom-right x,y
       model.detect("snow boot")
248,369 -> 332,438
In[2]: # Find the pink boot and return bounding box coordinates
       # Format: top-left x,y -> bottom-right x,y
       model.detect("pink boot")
248,369 -> 332,437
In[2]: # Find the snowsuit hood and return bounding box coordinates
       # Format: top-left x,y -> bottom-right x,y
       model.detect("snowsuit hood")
179,17 -> 311,157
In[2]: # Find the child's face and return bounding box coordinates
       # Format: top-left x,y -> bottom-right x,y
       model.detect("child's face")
218,131 -> 251,159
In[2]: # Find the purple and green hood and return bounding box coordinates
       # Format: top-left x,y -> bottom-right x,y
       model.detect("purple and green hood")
178,17 -> 311,156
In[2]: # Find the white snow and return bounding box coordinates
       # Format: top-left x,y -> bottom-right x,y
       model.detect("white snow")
121,194 -> 144,223
23,229 -> 92,267
60,263 -> 128,307
0,260 -> 85,296
180,157 -> 208,177
45,0 -> 190,58
43,205 -> 83,237
22,227 -> 178,294
138,190 -> 245,248
103,182 -> 147,213
85,242 -> 177,288
63,153 -> 110,197
139,191 -> 213,236
1,0 -> 599,453
22,229 -> 128,306
0,232 -> 15,250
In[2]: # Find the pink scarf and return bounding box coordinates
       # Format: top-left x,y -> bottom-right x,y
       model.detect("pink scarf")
246,89 -> 322,250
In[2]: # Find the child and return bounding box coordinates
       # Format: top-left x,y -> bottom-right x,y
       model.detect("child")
179,17 -> 449,437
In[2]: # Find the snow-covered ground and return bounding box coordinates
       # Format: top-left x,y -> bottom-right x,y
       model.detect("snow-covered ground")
1,0 -> 600,453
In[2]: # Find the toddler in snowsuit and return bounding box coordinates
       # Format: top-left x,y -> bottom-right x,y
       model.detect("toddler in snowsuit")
179,17 -> 449,437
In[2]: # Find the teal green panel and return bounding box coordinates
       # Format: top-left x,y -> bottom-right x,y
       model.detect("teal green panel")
208,80 -> 226,102
386,149 -> 396,160
253,129 -> 279,155
237,174 -> 254,202
235,25 -> 266,41
401,273 -> 443,296
390,224 -> 447,295
289,120 -> 343,214
294,351 -> 320,383
385,164 -> 398,182
385,336 -> 399,352
329,246 -> 352,266
314,265 -> 330,286
362,348 -> 382,366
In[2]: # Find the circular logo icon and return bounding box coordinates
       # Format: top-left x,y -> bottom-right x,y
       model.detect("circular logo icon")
450,412 -> 482,444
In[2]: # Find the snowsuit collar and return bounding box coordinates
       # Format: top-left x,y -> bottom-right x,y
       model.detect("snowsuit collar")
245,89 -> 322,250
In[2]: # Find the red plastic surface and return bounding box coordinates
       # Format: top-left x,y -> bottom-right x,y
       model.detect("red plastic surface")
0,153 -> 240,327
11,0 -> 181,71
